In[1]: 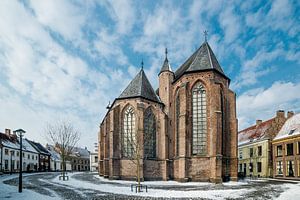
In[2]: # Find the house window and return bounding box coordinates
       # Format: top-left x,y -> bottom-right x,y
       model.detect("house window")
258,146 -> 262,156
192,82 -> 207,155
277,145 -> 282,157
176,93 -> 180,156
239,150 -> 243,159
249,163 -> 253,172
286,143 -> 294,156
11,151 -> 15,156
36,156 -> 38,160
17,161 -> 19,170
298,142 -> 300,154
286,160 -> 295,177
123,105 -> 136,158
95,156 -> 98,163
257,162 -> 262,173
17,152 -> 19,157
11,160 -> 15,170
250,148 -> 253,157
28,154 -> 30,159
144,107 -> 156,158
5,149 -> 8,155
5,160 -> 8,170
277,161 -> 283,175
32,155 -> 34,160
239,164 -> 242,172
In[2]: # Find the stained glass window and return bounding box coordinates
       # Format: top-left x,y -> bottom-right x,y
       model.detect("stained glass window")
123,106 -> 135,158
192,82 -> 207,155
144,108 -> 156,158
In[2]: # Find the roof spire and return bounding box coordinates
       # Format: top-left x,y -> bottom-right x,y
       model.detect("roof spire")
141,59 -> 144,70
165,48 -> 168,60
204,30 -> 208,42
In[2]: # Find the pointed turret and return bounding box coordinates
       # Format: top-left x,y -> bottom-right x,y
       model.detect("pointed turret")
158,48 -> 174,114
118,66 -> 160,103
174,41 -> 228,81
159,48 -> 172,75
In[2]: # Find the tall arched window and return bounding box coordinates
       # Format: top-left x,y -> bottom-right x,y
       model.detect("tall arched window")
144,108 -> 156,158
192,82 -> 207,155
123,105 -> 135,158
176,93 -> 180,156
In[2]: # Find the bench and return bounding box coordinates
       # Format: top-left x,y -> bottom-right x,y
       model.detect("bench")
130,184 -> 148,193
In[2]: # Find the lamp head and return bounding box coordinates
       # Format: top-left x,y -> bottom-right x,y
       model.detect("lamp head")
13,129 -> 26,136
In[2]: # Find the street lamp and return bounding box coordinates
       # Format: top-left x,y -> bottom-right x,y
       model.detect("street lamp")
13,129 -> 26,193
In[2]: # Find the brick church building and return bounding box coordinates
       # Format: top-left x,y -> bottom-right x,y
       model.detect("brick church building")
98,40 -> 238,183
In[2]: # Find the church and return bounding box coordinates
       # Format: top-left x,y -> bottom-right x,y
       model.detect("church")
98,39 -> 238,183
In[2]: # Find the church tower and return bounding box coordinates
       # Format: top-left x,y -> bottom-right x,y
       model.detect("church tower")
158,48 -> 174,115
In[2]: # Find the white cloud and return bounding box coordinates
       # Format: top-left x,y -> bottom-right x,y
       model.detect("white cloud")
29,0 -> 86,42
99,0 -> 136,34
237,81 -> 300,130
219,5 -> 242,44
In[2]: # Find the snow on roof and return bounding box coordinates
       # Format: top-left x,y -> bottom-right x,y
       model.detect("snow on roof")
274,113 -> 300,140
238,118 -> 273,146
0,132 -> 19,149
71,147 -> 90,158
22,138 -> 39,154
46,145 -> 61,161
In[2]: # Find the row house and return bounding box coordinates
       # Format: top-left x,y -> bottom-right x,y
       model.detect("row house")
70,147 -> 90,171
27,140 -> 51,171
0,129 -> 39,173
273,113 -> 300,180
238,111 -> 288,178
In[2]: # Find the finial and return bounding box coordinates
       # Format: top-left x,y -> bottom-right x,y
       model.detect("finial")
204,30 -> 208,42
165,48 -> 168,59
106,101 -> 111,109
141,59 -> 144,70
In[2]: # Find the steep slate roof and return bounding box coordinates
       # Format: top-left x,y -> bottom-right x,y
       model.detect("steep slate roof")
159,49 -> 172,75
118,69 -> 161,103
238,119 -> 274,146
274,113 -> 300,140
28,140 -> 51,156
174,42 -> 227,81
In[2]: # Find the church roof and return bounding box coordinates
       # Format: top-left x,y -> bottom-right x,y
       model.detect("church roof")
174,42 -> 227,81
118,69 -> 161,103
274,113 -> 300,141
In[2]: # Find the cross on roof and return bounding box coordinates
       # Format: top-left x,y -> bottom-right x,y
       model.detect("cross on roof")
204,30 -> 208,42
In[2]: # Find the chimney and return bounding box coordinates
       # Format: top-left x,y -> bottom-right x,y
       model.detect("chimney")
287,111 -> 294,119
256,120 -> 262,126
5,129 -> 11,136
276,110 -> 285,118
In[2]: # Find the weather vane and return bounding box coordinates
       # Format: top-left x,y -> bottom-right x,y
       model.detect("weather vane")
141,59 -> 144,70
204,30 -> 208,42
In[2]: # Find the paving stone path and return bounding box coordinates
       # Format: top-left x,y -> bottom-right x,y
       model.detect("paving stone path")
2,172 -> 295,200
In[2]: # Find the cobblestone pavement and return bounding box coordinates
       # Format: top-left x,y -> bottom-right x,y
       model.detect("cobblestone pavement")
2,172 -> 297,200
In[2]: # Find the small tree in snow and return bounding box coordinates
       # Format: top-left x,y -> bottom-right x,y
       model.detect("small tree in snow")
45,121 -> 80,181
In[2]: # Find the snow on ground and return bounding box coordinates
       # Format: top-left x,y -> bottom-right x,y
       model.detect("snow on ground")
0,174 -> 57,200
275,183 -> 300,200
51,173 -> 254,199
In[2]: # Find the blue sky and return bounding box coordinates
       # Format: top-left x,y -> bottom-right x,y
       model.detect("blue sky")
0,0 -> 299,150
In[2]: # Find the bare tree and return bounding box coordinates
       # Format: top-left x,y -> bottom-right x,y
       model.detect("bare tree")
45,121 -> 80,181
123,128 -> 156,192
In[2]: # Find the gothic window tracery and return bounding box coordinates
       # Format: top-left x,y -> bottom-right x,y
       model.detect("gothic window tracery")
144,108 -> 156,158
123,105 -> 135,158
192,82 -> 207,155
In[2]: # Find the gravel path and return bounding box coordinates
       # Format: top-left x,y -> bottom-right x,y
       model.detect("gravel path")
1,172 -> 297,200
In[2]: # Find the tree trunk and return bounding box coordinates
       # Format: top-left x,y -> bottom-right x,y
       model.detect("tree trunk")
62,155 -> 66,181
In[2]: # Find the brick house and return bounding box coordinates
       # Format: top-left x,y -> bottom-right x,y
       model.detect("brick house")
273,112 -> 300,180
238,111 -> 288,178
98,41 -> 238,183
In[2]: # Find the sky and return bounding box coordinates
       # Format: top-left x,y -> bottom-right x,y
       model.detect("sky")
0,0 -> 299,151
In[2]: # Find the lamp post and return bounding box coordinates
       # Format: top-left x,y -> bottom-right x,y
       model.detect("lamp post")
13,129 -> 26,193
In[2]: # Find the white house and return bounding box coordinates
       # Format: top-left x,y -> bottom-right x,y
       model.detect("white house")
46,144 -> 72,171
1,129 -> 40,173
90,143 -> 98,172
